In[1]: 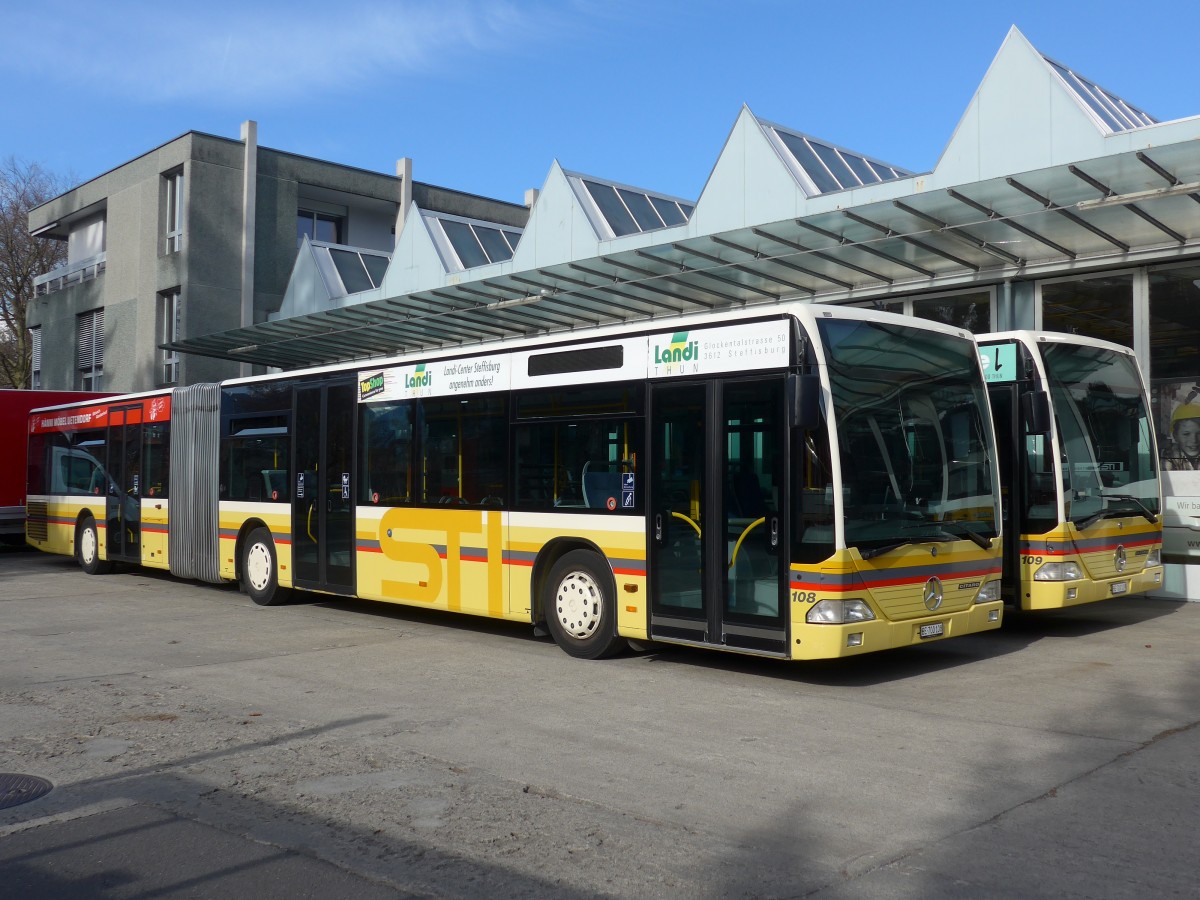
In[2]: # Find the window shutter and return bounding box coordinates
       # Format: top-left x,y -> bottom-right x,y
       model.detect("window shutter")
77,313 -> 93,370
77,309 -> 104,371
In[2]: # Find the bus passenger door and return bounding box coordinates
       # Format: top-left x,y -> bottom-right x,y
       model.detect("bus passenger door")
649,378 -> 788,654
292,381 -> 356,595
105,404 -> 142,562
987,383 -> 1022,604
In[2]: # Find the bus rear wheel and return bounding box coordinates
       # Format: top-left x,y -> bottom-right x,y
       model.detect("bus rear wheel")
543,550 -> 626,660
75,515 -> 113,575
241,527 -> 290,606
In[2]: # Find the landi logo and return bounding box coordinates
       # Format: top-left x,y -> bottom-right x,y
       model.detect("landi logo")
405,363 -> 432,389
654,332 -> 700,365
359,372 -> 386,401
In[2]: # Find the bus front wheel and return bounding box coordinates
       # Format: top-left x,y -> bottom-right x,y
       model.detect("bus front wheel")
75,515 -> 113,575
241,527 -> 290,606
543,550 -> 626,660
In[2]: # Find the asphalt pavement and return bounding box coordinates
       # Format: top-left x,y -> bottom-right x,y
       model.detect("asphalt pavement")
1,543 -> 1197,898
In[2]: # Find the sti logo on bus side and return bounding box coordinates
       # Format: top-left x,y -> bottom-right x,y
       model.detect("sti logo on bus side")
359,372 -> 386,401
405,364 -> 432,389
654,332 -> 700,364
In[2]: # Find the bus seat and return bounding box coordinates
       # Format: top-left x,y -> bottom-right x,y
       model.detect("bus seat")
582,467 -> 621,509
262,469 -> 287,499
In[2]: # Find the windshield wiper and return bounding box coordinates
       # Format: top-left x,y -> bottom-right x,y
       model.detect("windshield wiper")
934,520 -> 994,550
861,529 -> 958,559
1103,494 -> 1159,524
860,539 -> 920,560
1076,494 -> 1158,530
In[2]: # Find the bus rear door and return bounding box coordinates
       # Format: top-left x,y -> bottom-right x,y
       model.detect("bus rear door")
105,403 -> 142,562
292,380 -> 356,594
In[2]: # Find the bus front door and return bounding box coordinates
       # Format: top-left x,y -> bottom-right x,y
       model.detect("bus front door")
105,403 -> 142,562
649,378 -> 788,654
987,382 -> 1025,605
292,381 -> 356,595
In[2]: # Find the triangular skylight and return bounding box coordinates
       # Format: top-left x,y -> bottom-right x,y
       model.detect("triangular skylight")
423,211 -> 522,272
310,240 -> 390,297
566,171 -> 695,239
1043,55 -> 1157,133
762,120 -> 912,195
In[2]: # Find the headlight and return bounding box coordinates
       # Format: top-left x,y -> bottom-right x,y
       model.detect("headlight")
1145,548 -> 1161,567
974,580 -> 1002,603
806,598 -> 876,624
1033,561 -> 1083,582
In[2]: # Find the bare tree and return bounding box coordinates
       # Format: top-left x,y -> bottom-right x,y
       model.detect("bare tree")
0,157 -> 68,388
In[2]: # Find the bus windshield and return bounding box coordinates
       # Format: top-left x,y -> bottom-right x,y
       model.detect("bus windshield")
818,319 -> 999,555
1040,342 -> 1160,527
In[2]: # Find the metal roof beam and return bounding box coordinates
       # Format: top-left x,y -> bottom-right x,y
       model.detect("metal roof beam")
946,188 -> 1076,259
754,227 -> 890,285
1068,164 -> 1186,245
670,243 -> 812,296
710,235 -> 854,290
602,256 -> 723,308
418,300 -> 546,339
376,296 -> 513,341
892,200 -> 1024,266
843,211 -> 979,272
508,273 -> 646,319
428,289 -> 576,331
637,248 -> 774,302
368,318 -> 458,346
1136,152 -> 1200,205
568,262 -> 687,313
795,219 -> 933,278
1006,177 -> 1129,252
408,294 -> 525,340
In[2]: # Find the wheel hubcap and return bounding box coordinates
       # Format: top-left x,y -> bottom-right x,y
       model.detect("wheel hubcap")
81,527 -> 96,565
246,542 -> 272,592
554,571 -> 602,639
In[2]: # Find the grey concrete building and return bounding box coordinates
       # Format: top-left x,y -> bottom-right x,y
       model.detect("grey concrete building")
26,122 -> 528,391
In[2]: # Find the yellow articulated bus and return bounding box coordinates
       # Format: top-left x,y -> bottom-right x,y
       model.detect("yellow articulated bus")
978,331 -> 1163,611
27,304 -> 1004,661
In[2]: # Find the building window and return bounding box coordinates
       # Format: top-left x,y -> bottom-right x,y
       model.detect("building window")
160,289 -> 181,384
164,170 -> 184,253
77,308 -> 104,390
1149,266 -> 1200,563
29,326 -> 42,389
911,290 -> 992,334
297,208 -> 344,247
1040,273 -> 1133,346
849,290 -> 992,333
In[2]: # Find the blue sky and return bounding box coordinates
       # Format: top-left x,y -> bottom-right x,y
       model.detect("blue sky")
3,0 -> 1198,205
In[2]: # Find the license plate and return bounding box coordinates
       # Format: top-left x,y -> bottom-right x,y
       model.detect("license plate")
1111,582 -> 1128,595
919,622 -> 945,639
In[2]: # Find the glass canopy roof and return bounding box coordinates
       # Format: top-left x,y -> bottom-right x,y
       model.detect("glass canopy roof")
423,211 -> 522,271
568,173 -> 695,238
765,122 -> 912,195
1043,55 -> 1157,133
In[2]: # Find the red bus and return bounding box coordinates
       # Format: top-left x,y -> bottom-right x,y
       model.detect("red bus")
1,389 -> 111,544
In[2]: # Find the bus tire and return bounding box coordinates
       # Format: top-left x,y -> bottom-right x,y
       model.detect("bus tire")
543,550 -> 626,660
75,515 -> 113,575
241,527 -> 290,606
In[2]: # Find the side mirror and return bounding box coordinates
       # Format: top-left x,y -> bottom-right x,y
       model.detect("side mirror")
1021,390 -> 1051,435
787,373 -> 821,430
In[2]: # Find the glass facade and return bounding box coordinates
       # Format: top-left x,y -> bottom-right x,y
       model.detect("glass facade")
1149,266 -> 1200,563
1041,274 -> 1133,346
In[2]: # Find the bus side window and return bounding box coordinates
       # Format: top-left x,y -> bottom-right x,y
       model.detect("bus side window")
794,417 -> 835,564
